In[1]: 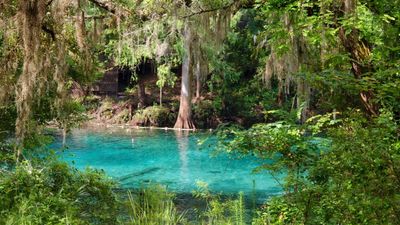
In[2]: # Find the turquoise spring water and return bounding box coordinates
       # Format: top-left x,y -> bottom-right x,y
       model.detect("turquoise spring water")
53,127 -> 282,201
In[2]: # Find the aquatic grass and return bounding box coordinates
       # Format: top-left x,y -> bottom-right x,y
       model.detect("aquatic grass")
201,192 -> 246,225
193,182 -> 247,225
123,183 -> 255,225
126,185 -> 186,225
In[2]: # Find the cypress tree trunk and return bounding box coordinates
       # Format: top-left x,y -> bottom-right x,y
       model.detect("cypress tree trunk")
174,21 -> 195,129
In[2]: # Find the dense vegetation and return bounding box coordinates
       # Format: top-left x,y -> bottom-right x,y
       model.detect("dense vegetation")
1,0 -> 399,224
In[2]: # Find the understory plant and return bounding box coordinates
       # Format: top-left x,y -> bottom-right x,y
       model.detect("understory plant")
125,185 -> 186,225
193,181 -> 247,225
0,157 -> 119,225
133,106 -> 173,127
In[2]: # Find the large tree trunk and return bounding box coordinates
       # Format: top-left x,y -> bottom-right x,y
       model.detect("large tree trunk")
339,0 -> 378,116
174,21 -> 195,129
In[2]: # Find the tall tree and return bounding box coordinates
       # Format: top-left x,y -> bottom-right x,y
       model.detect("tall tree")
174,21 -> 195,129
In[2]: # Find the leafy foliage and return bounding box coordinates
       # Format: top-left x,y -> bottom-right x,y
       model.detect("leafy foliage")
220,111 -> 400,224
193,181 -> 247,225
0,158 -> 118,224
133,106 -> 174,127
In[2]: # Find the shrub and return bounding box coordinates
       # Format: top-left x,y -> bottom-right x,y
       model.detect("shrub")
83,95 -> 102,112
193,100 -> 219,128
226,111 -> 400,225
114,108 -> 132,124
0,159 -> 119,224
95,97 -> 117,120
132,106 -> 173,127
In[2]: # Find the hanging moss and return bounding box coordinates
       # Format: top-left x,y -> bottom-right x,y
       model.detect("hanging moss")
14,0 -> 74,152
263,12 -> 311,120
15,0 -> 48,144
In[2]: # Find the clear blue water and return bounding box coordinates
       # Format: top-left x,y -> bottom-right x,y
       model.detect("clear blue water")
52,127 -> 282,201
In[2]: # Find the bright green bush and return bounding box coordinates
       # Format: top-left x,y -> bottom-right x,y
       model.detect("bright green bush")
0,159 -> 119,225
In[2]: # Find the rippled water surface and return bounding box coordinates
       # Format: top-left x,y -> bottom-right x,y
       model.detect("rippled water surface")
53,127 -> 282,201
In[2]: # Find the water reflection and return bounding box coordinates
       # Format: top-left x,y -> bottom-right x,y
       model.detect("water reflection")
175,130 -> 190,185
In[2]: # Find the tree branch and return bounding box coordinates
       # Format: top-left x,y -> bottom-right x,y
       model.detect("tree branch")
46,0 -> 55,7
42,25 -> 56,40
88,0 -> 130,17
